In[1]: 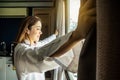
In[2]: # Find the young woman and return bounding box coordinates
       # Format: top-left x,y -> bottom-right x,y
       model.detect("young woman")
14,0 -> 96,79
14,16 -> 63,80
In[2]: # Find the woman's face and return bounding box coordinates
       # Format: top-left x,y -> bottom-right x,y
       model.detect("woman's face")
27,21 -> 42,44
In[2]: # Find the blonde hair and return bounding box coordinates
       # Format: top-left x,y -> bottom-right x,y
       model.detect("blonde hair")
15,16 -> 42,44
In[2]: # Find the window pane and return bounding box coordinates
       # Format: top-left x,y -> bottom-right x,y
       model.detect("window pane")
69,0 -> 80,32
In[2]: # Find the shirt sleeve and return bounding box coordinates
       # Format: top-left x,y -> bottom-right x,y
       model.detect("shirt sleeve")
37,34 -> 56,47
14,43 -> 59,73
52,49 -> 74,69
36,32 -> 73,57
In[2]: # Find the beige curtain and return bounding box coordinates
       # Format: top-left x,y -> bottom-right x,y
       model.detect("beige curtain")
53,0 -> 66,80
56,0 -> 65,36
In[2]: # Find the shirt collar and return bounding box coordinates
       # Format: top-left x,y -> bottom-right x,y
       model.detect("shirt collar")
24,39 -> 30,45
24,39 -> 38,47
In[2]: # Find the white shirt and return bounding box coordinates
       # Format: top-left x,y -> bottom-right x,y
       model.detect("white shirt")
14,32 -> 73,80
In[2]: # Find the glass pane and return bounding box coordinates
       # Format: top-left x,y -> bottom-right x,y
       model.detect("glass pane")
69,0 -> 80,32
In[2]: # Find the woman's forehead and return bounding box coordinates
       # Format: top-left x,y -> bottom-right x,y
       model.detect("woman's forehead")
32,21 -> 42,28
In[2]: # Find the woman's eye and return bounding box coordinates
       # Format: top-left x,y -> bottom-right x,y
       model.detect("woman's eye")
35,26 -> 41,30
36,28 -> 41,31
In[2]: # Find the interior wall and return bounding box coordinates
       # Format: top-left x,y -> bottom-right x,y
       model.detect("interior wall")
0,8 -> 27,55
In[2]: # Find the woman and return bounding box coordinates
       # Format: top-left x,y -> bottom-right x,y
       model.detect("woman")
14,0 -> 96,79
14,16 -> 63,80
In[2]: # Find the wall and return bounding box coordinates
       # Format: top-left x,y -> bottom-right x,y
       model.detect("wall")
0,8 -> 27,55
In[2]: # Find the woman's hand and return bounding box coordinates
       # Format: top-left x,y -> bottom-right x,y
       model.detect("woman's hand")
54,29 -> 59,36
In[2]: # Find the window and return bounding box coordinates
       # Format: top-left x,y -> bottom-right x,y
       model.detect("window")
68,0 -> 80,32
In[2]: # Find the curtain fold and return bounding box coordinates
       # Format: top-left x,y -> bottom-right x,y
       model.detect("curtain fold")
53,0 -> 66,80
56,0 -> 65,36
